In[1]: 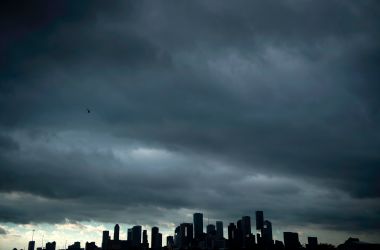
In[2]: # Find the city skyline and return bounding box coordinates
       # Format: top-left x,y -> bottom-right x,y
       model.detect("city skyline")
1,0 -> 380,249
16,211 -> 380,250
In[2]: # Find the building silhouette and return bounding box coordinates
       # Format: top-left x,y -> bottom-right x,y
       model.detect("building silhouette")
45,242 -> 56,250
216,221 -> 223,239
28,241 -> 35,250
114,224 -> 120,241
193,213 -> 203,240
132,225 -> 142,247
284,232 -> 301,250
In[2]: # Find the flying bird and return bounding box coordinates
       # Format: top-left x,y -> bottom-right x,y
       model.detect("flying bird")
87,108 -> 90,113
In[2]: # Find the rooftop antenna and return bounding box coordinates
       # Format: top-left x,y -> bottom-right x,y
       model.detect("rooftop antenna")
31,229 -> 35,241
41,234 -> 44,248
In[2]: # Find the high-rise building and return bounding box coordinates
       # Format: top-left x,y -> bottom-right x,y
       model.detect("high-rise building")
206,224 -> 216,235
179,223 -> 193,248
151,227 -> 161,250
284,232 -> 301,250
28,241 -> 35,250
193,213 -> 203,240
242,216 -> 251,237
167,236 -> 174,249
127,228 -> 132,241
142,230 -> 149,249
45,242 -> 56,250
114,224 -> 120,241
216,221 -> 223,239
263,220 -> 273,247
307,237 -> 318,249
132,225 -> 142,246
256,211 -> 264,231
102,231 -> 109,250
228,223 -> 236,241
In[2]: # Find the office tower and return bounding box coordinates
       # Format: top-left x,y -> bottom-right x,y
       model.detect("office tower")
152,227 -> 160,250
132,225 -> 142,246
167,236 -> 174,249
206,224 -> 216,235
256,211 -> 264,231
242,216 -> 251,236
142,230 -> 149,249
179,223 -> 193,248
102,231 -> 109,250
307,237 -> 318,249
28,241 -> 35,250
174,226 -> 180,247
114,224 -> 120,241
156,233 -> 162,249
216,221 -> 223,239
284,232 -> 301,250
263,220 -> 273,247
193,213 -> 203,240
127,228 -> 132,241
45,242 -> 56,250
228,223 -> 236,241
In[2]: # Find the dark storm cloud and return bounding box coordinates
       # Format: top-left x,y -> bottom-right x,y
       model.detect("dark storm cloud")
0,0 -> 379,237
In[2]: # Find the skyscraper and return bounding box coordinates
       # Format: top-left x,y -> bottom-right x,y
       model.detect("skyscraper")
256,211 -> 264,231
193,213 -> 203,240
206,224 -> 216,235
132,225 -> 142,247
142,230 -> 149,249
151,226 -> 160,250
242,216 -> 251,237
127,228 -> 132,241
28,241 -> 35,250
228,223 -> 236,241
114,224 -> 120,241
216,221 -> 223,239
179,223 -> 193,248
102,231 -> 109,250
263,220 -> 273,247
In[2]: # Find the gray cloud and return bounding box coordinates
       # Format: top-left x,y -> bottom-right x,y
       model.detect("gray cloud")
0,0 -> 379,242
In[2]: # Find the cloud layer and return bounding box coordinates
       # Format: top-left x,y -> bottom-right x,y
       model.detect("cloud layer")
1,0 -> 379,245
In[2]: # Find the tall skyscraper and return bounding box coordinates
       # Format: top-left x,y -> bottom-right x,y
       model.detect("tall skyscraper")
114,224 -> 120,241
263,220 -> 273,246
28,241 -> 35,250
142,230 -> 149,249
228,223 -> 236,241
242,216 -> 251,236
256,211 -> 264,231
132,225 -> 142,246
151,226 -> 160,250
193,213 -> 203,240
102,231 -> 109,250
127,228 -> 132,241
216,221 -> 223,239
179,223 -> 193,248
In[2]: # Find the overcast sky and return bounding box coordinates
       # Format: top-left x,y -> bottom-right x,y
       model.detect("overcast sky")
1,0 -> 380,249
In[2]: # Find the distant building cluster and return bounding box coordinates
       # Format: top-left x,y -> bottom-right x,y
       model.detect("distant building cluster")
17,211 -> 379,250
